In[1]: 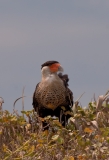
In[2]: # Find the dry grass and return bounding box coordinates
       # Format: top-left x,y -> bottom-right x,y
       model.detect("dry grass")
1,91 -> 109,159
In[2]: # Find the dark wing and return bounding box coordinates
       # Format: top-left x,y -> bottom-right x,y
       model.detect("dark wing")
32,83 -> 40,113
58,73 -> 73,106
57,73 -> 73,126
66,87 -> 73,107
58,73 -> 69,87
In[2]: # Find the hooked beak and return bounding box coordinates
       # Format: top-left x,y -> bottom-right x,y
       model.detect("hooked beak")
58,65 -> 64,72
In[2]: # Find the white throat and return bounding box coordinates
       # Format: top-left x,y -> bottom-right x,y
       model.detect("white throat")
41,66 -> 59,82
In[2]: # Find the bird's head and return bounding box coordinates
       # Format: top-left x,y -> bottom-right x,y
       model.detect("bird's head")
41,61 -> 63,77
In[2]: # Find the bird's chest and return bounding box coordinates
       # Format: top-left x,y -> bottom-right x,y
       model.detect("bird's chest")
36,80 -> 66,110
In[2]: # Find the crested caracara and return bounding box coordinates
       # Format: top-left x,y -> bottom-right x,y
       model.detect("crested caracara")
32,61 -> 73,129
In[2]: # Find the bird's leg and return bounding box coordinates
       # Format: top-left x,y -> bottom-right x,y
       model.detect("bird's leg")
42,121 -> 50,130
60,110 -> 63,124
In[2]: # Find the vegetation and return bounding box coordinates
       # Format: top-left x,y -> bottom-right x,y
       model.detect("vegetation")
1,91 -> 109,160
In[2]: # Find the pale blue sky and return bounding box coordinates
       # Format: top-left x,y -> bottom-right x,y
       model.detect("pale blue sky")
0,1 -> 109,112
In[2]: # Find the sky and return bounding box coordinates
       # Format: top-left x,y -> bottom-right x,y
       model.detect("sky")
0,1 -> 109,112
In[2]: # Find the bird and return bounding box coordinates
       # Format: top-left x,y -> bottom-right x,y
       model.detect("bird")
32,61 -> 73,129
0,97 -> 4,111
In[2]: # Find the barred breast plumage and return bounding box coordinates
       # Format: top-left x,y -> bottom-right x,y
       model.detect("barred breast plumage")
34,77 -> 67,110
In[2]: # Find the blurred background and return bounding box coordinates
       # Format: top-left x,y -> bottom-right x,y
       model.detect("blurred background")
0,1 -> 109,112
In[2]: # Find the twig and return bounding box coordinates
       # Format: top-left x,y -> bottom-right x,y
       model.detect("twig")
75,92 -> 85,103
13,96 -> 32,113
22,86 -> 25,118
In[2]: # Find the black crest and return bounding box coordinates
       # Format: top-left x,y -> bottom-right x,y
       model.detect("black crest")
41,61 -> 59,69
